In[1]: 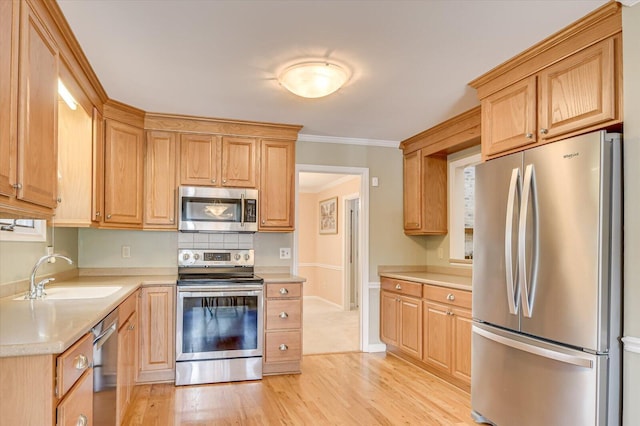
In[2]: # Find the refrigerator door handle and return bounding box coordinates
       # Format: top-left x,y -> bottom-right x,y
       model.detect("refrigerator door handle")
504,168 -> 521,315
472,325 -> 593,369
519,164 -> 540,318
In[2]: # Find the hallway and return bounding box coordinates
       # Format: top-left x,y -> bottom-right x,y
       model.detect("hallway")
303,296 -> 359,354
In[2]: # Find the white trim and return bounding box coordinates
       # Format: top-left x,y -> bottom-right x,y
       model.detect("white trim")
295,164 -> 370,353
619,0 -> 640,6
342,193 -> 360,312
622,336 -> 640,354
367,343 -> 387,353
298,263 -> 343,271
303,295 -> 344,310
0,219 -> 47,242
448,152 -> 481,261
298,133 -> 399,149
368,281 -> 381,289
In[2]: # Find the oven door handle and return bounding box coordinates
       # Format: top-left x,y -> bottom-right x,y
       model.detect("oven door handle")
240,193 -> 245,228
178,289 -> 263,298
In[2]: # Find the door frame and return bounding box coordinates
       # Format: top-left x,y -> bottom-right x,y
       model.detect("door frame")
294,164 -> 370,352
343,193 -> 360,312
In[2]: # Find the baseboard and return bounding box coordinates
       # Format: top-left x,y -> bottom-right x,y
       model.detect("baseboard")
366,343 -> 387,353
622,336 -> 640,354
303,295 -> 344,310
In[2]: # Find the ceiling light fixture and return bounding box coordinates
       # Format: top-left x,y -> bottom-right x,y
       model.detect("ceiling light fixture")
278,61 -> 349,99
58,79 -> 77,110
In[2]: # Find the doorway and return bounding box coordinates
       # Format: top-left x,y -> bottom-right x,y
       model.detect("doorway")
294,165 -> 370,354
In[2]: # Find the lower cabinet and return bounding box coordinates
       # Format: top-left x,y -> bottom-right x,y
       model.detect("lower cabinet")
380,277 -> 472,390
263,281 -> 303,375
137,285 -> 176,382
117,290 -> 138,424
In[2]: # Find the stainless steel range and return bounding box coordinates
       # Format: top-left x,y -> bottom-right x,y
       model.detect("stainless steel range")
175,248 -> 264,386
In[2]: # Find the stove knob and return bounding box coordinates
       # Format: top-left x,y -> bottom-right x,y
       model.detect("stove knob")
182,253 -> 190,261
234,253 -> 241,261
194,253 -> 200,260
244,254 -> 250,261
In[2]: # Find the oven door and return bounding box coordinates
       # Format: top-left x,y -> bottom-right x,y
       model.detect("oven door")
176,287 -> 263,361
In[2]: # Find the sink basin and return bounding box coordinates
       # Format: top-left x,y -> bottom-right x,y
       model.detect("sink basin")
14,286 -> 122,300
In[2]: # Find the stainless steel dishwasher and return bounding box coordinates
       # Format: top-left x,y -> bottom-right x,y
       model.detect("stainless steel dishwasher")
92,308 -> 118,426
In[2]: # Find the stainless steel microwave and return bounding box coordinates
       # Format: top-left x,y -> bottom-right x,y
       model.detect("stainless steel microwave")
178,186 -> 258,232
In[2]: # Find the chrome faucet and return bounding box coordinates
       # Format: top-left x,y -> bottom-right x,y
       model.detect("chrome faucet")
27,254 -> 73,299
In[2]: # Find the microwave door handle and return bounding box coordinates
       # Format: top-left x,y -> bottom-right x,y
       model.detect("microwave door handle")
240,193 -> 245,227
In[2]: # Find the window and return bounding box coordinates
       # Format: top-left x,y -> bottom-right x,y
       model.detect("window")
0,219 -> 47,242
448,149 -> 481,262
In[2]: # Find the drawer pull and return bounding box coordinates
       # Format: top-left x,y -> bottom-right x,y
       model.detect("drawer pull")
76,414 -> 88,426
446,310 -> 454,316
128,324 -> 135,331
279,288 -> 289,295
279,344 -> 288,351
279,312 -> 289,319
446,293 -> 455,301
74,354 -> 89,370
395,283 -> 402,290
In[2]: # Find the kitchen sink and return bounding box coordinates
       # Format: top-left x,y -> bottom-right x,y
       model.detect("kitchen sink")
13,286 -> 122,300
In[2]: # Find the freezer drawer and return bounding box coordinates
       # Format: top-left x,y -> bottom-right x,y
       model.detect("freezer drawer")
471,323 -> 612,426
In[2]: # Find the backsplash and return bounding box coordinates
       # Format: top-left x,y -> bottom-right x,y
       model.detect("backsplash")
178,232 -> 253,250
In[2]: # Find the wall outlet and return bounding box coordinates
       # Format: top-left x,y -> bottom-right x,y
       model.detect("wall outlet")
279,247 -> 291,259
122,245 -> 131,258
46,246 -> 55,263
437,247 -> 444,259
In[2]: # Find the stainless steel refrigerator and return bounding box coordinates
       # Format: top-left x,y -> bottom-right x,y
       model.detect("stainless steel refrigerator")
471,130 -> 622,426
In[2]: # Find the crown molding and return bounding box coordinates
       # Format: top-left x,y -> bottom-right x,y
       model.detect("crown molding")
619,0 -> 640,6
298,133 -> 399,148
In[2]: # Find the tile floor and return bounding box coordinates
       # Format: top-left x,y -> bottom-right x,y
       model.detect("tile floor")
302,296 -> 359,354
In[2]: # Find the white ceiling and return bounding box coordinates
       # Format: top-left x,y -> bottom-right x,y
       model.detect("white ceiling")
57,0 -> 608,144
298,173 -> 358,193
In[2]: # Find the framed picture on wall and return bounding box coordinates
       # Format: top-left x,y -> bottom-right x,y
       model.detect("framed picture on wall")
319,197 -> 338,234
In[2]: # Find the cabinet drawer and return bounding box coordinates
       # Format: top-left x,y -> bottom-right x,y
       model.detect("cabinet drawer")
423,285 -> 471,309
118,290 -> 138,327
265,331 -> 302,363
57,369 -> 93,426
266,282 -> 301,298
380,278 -> 422,298
266,299 -> 301,330
56,332 -> 93,398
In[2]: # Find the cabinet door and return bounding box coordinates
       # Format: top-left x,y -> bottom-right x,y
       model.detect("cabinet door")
451,307 -> 472,385
91,107 -> 104,223
482,76 -> 537,158
180,133 -> 220,185
56,370 -> 93,426
421,154 -> 447,234
0,0 -> 18,198
403,150 -> 422,232
399,296 -> 422,358
539,38 -> 616,140
380,291 -> 399,346
259,139 -> 294,230
17,0 -> 59,208
145,131 -> 177,228
222,136 -> 257,187
104,119 -> 144,225
422,301 -> 452,373
138,286 -> 175,382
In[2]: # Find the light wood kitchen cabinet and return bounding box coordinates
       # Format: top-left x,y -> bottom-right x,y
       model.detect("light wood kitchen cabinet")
103,118 -> 144,226
259,139 -> 295,231
92,107 -> 105,224
145,131 -> 178,229
470,3 -> 622,160
422,285 -> 472,388
402,151 -> 447,235
180,133 -> 257,188
380,278 -> 423,358
263,281 -> 303,375
117,291 -> 138,424
0,0 -> 60,218
138,285 -> 176,383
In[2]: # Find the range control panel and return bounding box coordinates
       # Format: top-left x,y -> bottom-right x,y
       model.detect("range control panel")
178,249 -> 254,267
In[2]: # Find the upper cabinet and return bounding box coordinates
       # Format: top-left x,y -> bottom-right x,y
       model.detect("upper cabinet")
221,136 -> 257,188
145,131 -> 178,229
470,2 -> 622,161
400,107 -> 481,236
0,0 -> 60,218
259,139 -> 295,231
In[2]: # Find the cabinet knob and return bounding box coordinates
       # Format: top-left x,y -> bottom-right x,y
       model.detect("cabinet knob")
279,312 -> 289,319
128,324 -> 135,331
57,197 -> 62,203
279,344 -> 288,351
170,218 -> 174,223
446,311 -> 454,316
12,183 -> 22,189
525,133 -> 533,139
261,220 -> 265,224
540,128 -> 549,135
223,179 -> 227,184
95,211 -> 101,217
395,283 -> 402,290
446,293 -> 455,301
76,414 -> 88,426
74,354 -> 89,370
211,179 -> 216,183
279,288 -> 289,295
106,214 -> 112,219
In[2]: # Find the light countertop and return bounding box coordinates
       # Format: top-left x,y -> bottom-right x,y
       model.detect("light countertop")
379,271 -> 472,291
257,273 -> 306,283
0,275 -> 176,358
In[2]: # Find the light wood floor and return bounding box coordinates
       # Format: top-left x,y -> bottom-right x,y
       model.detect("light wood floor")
123,352 -> 474,425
